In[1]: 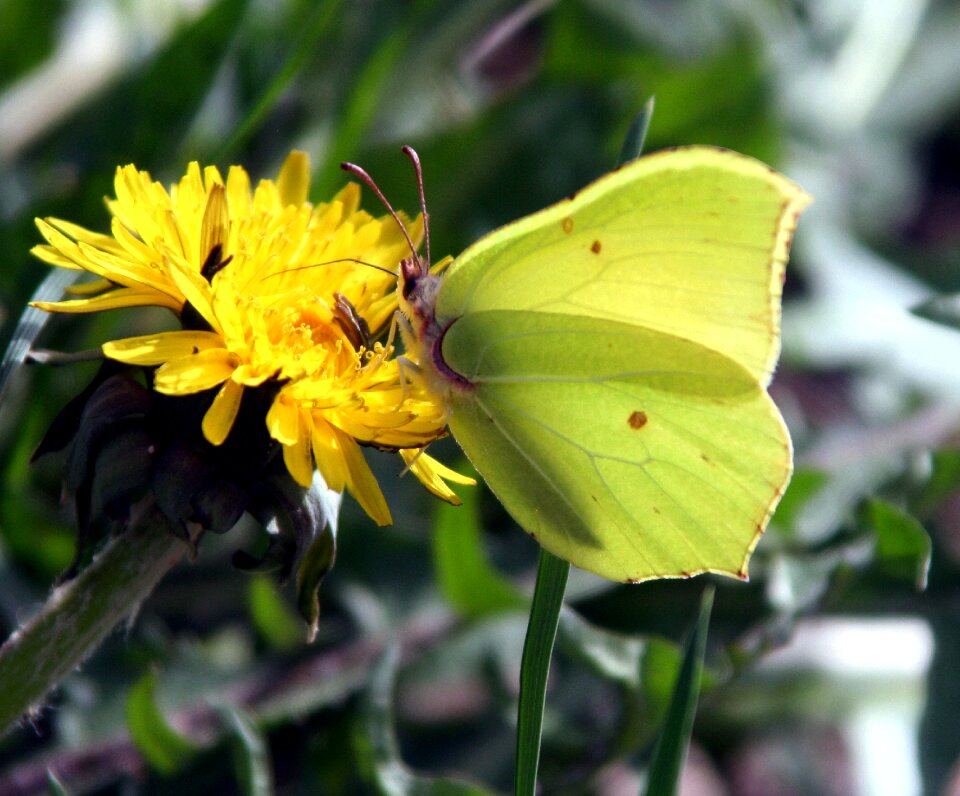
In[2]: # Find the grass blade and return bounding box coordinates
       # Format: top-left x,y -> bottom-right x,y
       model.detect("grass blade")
642,587 -> 713,796
618,96 -> 655,165
514,547 -> 569,796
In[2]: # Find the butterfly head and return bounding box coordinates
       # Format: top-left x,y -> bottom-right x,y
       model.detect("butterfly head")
341,147 -> 436,323
340,149 -> 472,397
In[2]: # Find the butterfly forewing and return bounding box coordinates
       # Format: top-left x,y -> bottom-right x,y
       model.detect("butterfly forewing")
437,147 -> 809,386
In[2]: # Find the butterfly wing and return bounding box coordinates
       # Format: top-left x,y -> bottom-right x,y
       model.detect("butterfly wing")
443,311 -> 789,581
437,147 -> 809,386
437,147 -> 809,581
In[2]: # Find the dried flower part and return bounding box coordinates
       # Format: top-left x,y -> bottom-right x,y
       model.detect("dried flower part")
35,362 -> 338,628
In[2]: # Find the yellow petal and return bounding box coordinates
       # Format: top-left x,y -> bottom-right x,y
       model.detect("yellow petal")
43,216 -> 125,252
309,417 -> 348,493
225,165 -> 251,220
74,240 -> 173,294
210,276 -> 245,343
283,433 -> 315,488
334,182 -> 360,217
277,151 -> 310,207
30,244 -> 84,270
202,379 -> 244,445
267,392 -> 301,446
417,453 -> 475,486
33,287 -> 182,315
153,348 -> 238,394
401,449 -> 474,505
332,425 -> 391,525
103,330 -> 224,364
163,252 -> 219,330
110,218 -> 162,269
232,363 -> 275,387
200,183 -> 229,264
66,277 -> 114,296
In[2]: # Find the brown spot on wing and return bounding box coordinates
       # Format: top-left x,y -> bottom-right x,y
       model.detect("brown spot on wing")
628,410 -> 647,429
590,240 -> 602,254
561,217 -> 574,234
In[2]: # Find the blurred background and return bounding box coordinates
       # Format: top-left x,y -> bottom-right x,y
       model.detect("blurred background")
1,1 -> 960,794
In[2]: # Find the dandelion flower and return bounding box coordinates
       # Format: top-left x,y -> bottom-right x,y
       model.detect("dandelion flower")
32,151 -> 472,523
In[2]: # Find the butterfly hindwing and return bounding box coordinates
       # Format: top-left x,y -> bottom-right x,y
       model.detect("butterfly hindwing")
443,310 -> 790,581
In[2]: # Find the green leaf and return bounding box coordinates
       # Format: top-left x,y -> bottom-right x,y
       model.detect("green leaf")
642,588 -> 713,796
432,475 -> 526,618
864,499 -> 932,590
558,609 -> 645,690
294,518 -> 337,642
221,707 -> 274,796
772,468 -> 831,533
912,293 -> 960,331
247,576 -> 304,651
640,640 -> 683,728
125,670 -> 201,775
354,646 -> 495,796
514,548 -> 569,796
913,449 -> 960,517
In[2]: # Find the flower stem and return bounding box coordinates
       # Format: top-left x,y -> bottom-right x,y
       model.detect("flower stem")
0,502 -> 188,734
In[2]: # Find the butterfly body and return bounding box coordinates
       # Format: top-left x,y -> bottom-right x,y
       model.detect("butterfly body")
398,256 -> 473,397
395,146 -> 809,582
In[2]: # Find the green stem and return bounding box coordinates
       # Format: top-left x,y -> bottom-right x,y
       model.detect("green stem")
514,547 -> 569,796
0,502 -> 188,734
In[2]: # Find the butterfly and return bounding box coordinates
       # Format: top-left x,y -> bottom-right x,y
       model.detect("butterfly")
345,146 -> 810,582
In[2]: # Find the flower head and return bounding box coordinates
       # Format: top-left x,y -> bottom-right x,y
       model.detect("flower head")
32,151 -> 472,524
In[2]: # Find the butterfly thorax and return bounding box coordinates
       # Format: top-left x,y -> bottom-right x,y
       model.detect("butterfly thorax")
398,256 -> 474,397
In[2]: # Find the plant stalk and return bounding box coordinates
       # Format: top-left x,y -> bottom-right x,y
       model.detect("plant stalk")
0,502 -> 188,734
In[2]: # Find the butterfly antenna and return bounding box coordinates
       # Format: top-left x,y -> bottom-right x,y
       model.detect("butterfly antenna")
264,258 -> 395,280
341,159 -> 421,266
401,145 -> 431,269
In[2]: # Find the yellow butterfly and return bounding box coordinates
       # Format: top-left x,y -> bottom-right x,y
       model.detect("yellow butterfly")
350,146 -> 809,582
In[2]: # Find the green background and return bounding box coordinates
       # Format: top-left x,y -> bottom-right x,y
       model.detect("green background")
2,1 -> 960,793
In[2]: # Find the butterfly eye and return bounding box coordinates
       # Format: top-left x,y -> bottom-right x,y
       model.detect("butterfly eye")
399,258 -> 422,300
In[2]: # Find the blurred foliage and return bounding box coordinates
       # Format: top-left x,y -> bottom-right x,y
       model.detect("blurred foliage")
2,0 -> 960,794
